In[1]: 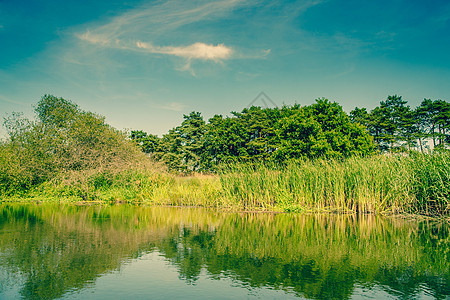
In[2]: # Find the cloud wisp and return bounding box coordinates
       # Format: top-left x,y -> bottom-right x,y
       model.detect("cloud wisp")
136,41 -> 232,61
74,0 -> 248,74
136,41 -> 232,73
77,31 -> 111,46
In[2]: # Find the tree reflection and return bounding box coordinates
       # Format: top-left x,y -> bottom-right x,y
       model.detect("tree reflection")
0,204 -> 448,299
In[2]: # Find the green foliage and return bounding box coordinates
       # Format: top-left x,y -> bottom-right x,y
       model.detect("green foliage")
134,99 -> 376,172
2,94 -> 449,216
131,112 -> 207,173
349,107 -> 369,126
129,94 -> 448,174
416,99 -> 450,149
274,99 -> 374,159
1,95 -> 148,196
219,152 -> 450,216
202,106 -> 280,166
351,95 -> 450,152
130,130 -> 161,154
34,95 -> 79,127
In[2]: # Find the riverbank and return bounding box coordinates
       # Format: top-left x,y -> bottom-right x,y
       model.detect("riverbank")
2,152 -> 449,217
2,95 -> 449,217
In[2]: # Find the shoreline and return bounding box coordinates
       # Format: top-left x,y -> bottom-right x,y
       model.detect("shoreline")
2,198 -> 448,222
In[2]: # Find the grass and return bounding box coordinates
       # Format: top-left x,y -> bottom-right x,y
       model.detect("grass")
1,152 -> 449,217
220,152 -> 450,216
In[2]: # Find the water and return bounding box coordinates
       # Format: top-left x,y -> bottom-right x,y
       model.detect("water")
0,203 -> 448,299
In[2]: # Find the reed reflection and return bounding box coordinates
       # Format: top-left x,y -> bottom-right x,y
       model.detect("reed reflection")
0,204 -> 448,299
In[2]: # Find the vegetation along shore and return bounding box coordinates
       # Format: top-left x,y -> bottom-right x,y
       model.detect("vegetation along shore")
1,95 -> 449,216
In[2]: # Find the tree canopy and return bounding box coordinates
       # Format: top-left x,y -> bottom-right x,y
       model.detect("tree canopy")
132,95 -> 449,172
1,95 -> 146,194
350,96 -> 450,152
132,98 -> 376,172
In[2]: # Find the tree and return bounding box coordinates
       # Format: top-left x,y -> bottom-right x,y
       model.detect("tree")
380,95 -> 410,150
202,114 -> 247,167
35,95 -> 79,128
131,100 -> 375,171
400,107 -> 419,151
179,112 -> 206,171
156,112 -> 206,173
433,100 -> 450,147
366,95 -> 412,151
1,95 -> 146,194
273,108 -> 330,159
350,107 -> 370,128
417,99 -> 450,149
307,99 -> 374,157
130,130 -> 162,156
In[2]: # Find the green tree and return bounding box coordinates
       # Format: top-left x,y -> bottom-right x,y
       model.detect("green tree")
273,109 -> 330,159
307,99 -> 374,157
156,112 -> 206,173
1,95 -> 146,194
202,114 -> 247,167
130,130 -> 162,156
350,107 -> 370,128
398,106 -> 419,151
35,95 -> 79,127
367,95 -> 411,151
230,106 -> 279,160
380,95 -> 409,150
433,100 -> 450,147
416,99 -> 450,149
132,100 -> 375,171
179,112 -> 206,171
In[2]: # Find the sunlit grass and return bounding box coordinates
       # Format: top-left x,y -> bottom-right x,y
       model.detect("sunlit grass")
2,152 -> 449,216
219,152 -> 450,216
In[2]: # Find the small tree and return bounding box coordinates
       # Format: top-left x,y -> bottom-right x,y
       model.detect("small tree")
1,95 -> 146,194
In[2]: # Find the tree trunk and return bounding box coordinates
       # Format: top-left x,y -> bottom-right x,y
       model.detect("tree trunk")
432,125 -> 436,148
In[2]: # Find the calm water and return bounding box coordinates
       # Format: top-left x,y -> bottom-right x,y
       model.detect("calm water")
0,204 -> 448,300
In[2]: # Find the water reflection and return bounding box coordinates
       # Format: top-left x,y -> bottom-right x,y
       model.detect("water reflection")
0,203 -> 448,299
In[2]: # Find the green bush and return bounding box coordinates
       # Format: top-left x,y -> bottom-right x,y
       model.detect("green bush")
1,95 -> 151,196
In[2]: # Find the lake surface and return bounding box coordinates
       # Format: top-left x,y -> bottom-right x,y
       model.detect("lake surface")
0,203 -> 448,299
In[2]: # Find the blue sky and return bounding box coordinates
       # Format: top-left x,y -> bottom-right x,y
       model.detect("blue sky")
1,0 -> 450,137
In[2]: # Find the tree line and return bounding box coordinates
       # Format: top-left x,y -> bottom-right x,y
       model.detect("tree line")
350,95 -> 450,152
131,95 -> 450,173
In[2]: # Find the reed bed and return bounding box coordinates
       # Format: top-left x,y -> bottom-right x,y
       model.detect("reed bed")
3,152 -> 449,216
219,152 -> 450,216
22,168 -> 225,208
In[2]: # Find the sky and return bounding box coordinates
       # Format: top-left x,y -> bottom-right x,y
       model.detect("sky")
1,0 -> 450,137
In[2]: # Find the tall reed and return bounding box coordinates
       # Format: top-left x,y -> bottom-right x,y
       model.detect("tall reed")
4,152 -> 448,216
219,152 -> 450,215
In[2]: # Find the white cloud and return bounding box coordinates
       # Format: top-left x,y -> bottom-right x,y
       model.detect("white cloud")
72,0 -> 254,73
75,0 -> 247,46
76,31 -> 111,46
136,41 -> 232,61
